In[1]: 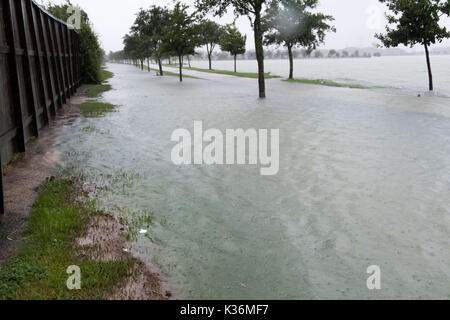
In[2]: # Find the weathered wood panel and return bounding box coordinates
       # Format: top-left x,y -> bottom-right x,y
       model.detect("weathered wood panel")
0,0 -> 81,214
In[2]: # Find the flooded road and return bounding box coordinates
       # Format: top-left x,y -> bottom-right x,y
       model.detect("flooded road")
57,63 -> 450,299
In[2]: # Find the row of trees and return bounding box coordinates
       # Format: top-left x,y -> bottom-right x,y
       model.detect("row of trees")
111,0 -> 335,97
118,3 -> 247,81
113,0 -> 450,96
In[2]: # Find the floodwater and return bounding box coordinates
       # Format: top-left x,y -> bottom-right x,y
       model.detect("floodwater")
56,62 -> 450,299
192,55 -> 450,97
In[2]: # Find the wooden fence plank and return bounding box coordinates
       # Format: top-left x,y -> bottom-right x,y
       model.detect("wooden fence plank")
3,0 -> 26,153
0,0 -> 81,214
16,0 -> 39,137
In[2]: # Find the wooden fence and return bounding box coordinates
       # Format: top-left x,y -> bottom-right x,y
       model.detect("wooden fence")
0,0 -> 81,214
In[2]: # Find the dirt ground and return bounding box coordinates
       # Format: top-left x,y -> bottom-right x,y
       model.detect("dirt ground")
0,87 -> 170,300
0,89 -> 86,265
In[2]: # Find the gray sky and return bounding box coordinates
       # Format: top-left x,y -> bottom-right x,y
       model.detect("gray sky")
44,0 -> 450,52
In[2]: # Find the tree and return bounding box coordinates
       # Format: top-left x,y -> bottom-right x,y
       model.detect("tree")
46,1 -> 103,84
123,33 -> 149,70
198,20 -> 223,70
220,24 -> 247,72
264,0 -> 335,79
131,6 -> 170,76
196,0 -> 280,98
161,2 -> 199,82
376,0 -> 450,91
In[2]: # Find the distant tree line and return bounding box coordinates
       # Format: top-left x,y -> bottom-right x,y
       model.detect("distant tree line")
109,0 -> 335,97
110,0 -> 450,96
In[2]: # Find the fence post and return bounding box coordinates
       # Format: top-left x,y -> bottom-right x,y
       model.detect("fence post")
16,0 -> 40,138
0,153 -> 4,214
4,0 -> 26,153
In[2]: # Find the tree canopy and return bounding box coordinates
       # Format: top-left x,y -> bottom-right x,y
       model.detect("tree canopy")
264,0 -> 335,79
376,0 -> 450,91
46,0 -> 104,84
220,24 -> 247,72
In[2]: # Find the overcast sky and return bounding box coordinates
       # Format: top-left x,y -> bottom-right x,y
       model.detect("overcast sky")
43,0 -> 450,52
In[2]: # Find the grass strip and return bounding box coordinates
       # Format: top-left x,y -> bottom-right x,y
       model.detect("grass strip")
164,64 -> 280,79
0,179 -> 134,300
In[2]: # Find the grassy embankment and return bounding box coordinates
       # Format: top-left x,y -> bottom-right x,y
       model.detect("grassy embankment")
0,179 -> 136,300
164,64 -> 280,79
82,68 -> 118,118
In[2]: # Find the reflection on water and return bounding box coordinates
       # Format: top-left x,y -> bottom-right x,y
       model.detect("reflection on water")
56,63 -> 450,299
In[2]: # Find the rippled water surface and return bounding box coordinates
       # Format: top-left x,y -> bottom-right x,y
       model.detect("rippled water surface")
192,55 -> 450,96
56,62 -> 450,299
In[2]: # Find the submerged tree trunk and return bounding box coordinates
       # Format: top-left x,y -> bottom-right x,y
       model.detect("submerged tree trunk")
424,43 -> 433,91
234,54 -> 237,73
254,10 -> 266,98
179,55 -> 183,82
287,45 -> 294,80
158,58 -> 163,76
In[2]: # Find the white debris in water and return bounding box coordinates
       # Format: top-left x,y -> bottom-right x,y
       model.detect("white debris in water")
139,229 -> 148,234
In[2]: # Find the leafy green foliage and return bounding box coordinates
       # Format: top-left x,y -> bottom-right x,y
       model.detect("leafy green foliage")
376,0 -> 450,90
46,1 -> 104,84
264,0 -> 335,51
220,24 -> 247,57
198,20 -> 223,69
376,0 -> 450,48
264,0 -> 335,78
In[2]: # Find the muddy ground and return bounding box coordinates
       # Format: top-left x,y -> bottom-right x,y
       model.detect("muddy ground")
0,87 -> 170,300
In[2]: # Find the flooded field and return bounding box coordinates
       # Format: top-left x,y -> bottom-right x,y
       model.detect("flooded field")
191,55 -> 450,97
56,62 -> 450,299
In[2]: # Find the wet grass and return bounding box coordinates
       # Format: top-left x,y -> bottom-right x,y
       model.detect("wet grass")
99,69 -> 114,83
283,78 -> 376,89
86,84 -> 112,98
85,69 -> 114,98
0,179 -> 135,300
164,64 -> 280,79
80,101 -> 117,118
145,66 -> 202,80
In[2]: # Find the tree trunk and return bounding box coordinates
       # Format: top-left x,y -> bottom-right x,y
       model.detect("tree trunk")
208,53 -> 212,70
424,43 -> 433,91
158,58 -> 163,76
234,54 -> 237,73
147,58 -> 150,72
288,45 -> 294,80
254,10 -> 266,98
140,59 -> 144,71
179,55 -> 183,82
187,55 -> 191,68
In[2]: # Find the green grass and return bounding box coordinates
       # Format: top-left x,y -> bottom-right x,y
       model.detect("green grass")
0,180 -> 134,300
145,66 -> 202,80
80,101 -> 117,118
86,84 -> 112,98
99,69 -> 114,83
283,78 -> 375,89
164,64 -> 280,79
85,68 -> 114,98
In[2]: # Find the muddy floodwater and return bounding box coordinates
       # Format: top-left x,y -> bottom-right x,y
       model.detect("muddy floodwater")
56,62 -> 450,299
